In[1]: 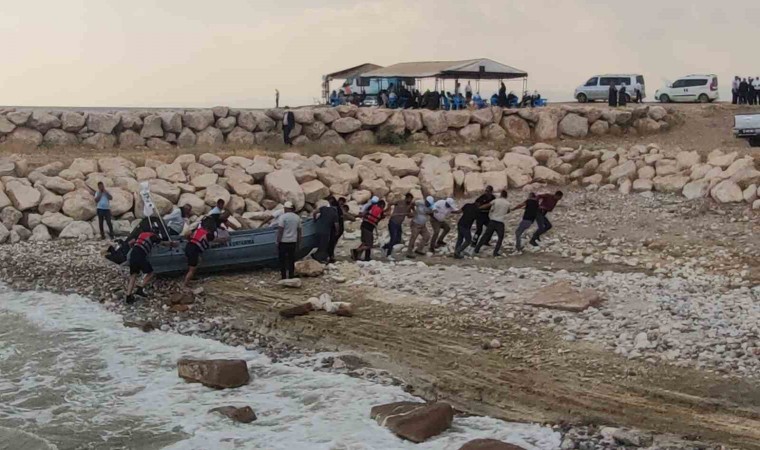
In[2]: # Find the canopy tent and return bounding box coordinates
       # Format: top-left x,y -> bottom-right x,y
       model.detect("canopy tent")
360,58 -> 527,80
321,63 -> 383,103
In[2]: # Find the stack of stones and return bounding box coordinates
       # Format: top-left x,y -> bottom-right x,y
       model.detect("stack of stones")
0,142 -> 755,244
0,104 -> 682,150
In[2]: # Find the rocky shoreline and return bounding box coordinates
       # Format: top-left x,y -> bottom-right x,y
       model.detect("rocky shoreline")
0,185 -> 749,449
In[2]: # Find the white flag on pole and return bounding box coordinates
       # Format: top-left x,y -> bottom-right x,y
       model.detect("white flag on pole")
139,182 -> 155,217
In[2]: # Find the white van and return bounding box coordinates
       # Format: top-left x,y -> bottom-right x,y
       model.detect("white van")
574,74 -> 645,103
654,75 -> 719,103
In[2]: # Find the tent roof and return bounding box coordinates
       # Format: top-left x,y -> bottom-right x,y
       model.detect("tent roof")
361,58 -> 527,80
324,63 -> 383,80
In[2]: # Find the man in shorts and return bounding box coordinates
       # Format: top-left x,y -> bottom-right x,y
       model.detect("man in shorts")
182,219 -> 217,287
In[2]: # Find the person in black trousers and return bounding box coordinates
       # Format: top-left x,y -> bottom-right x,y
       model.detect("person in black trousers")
282,107 -> 295,146
311,197 -> 339,264
473,185 -> 495,245
276,202 -> 301,279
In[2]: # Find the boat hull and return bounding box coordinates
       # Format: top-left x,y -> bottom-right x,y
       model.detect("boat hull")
147,219 -> 320,275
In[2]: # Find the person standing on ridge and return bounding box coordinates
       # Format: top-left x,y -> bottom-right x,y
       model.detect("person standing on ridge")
608,83 -> 618,107
275,89 -> 280,108
618,83 -> 628,107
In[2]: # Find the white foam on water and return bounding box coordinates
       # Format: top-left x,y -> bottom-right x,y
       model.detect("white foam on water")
0,286 -> 561,450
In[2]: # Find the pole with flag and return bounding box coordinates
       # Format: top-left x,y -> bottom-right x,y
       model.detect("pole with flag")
139,182 -> 171,240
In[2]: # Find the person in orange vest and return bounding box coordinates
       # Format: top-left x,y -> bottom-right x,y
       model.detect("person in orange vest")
125,220 -> 175,304
182,218 -> 217,287
351,199 -> 386,262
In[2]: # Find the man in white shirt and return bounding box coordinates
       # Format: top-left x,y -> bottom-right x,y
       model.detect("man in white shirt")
430,198 -> 456,252
163,204 -> 192,236
276,202 -> 302,280
474,190 -> 510,257
732,76 -> 740,104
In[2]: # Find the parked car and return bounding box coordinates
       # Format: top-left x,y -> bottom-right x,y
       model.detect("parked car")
575,74 -> 645,103
734,113 -> 760,147
655,75 -> 719,103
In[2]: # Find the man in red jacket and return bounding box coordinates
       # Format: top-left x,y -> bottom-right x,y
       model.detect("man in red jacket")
530,191 -> 563,247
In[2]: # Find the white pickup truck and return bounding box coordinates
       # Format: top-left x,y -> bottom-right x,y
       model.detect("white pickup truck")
734,113 -> 760,147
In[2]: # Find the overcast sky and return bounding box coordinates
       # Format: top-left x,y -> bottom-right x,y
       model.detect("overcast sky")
2,0 -> 759,108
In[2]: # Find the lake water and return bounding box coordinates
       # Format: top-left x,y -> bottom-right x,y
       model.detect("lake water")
0,285 -> 561,450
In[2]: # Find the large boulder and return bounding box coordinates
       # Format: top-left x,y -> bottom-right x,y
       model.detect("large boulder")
41,212 -> 73,231
421,110 -> 447,134
197,127 -> 224,147
216,116 -> 237,133
459,440 -> 526,450
109,188 -> 134,216
292,108 -> 315,124
589,120 -> 609,136
86,113 -> 120,134
71,158 -> 99,175
682,179 -> 711,200
653,175 -> 690,193
118,130 -> 146,148
177,128 -> 197,148
502,153 -> 538,174
533,111 -> 558,140
454,153 -> 480,173
458,124 -> 481,143
62,191 -> 97,221
318,130 -> 346,147
183,110 -> 215,131
226,127 -> 255,146
140,114 -> 164,138
676,150 -> 701,170
204,184 -> 231,207
370,402 -> 454,443
134,192 -> 173,218
356,108 -> 388,127
526,280 -> 601,312
177,359 -> 250,389
533,166 -> 566,185
648,105 -> 667,121
0,116 -> 16,135
300,180 -> 329,204
160,112 -> 183,133
8,128 -> 43,147
264,169 -> 305,210
501,116 -> 531,140
711,180 -> 743,203
147,179 -> 181,203
83,133 -> 116,149
191,173 -> 219,189
380,156 -> 420,177
42,129 -> 78,147
331,117 -> 362,134
28,111 -> 62,134
608,160 -> 637,184
471,108 -> 494,126
59,220 -> 95,239
377,111 -> 406,137
313,108 -> 340,124
444,110 -> 471,128
346,130 -> 377,145
558,113 -> 588,138
178,193 -> 206,215
483,123 -> 507,141
402,110 -> 423,132
0,207 -> 22,230
117,112 -> 143,131
43,177 -> 76,195
6,181 -> 41,211
316,161 -> 359,187
29,224 -> 52,242
419,161 -> 454,198
156,163 -> 187,183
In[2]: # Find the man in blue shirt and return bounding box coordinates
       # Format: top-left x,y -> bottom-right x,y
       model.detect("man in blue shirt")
93,182 -> 113,239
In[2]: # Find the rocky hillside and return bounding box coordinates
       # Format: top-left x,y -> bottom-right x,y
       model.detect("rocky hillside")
0,139 -> 756,244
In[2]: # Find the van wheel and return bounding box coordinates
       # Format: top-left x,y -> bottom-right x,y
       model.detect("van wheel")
659,94 -> 670,103
576,93 -> 588,103
698,94 -> 710,103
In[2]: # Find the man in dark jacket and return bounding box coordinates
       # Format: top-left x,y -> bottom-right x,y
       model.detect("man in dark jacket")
282,107 -> 295,145
608,84 -> 618,107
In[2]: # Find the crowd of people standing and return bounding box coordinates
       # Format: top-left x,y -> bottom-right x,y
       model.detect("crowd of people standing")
732,76 -> 760,105
328,81 -> 543,111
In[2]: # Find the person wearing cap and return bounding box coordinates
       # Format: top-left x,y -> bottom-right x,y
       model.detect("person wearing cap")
352,199 -> 386,261
276,201 -> 302,279
312,196 -> 339,263
406,196 -> 434,258
430,197 -> 457,252
474,189 -> 510,257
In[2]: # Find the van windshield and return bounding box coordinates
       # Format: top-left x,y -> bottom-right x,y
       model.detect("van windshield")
585,77 -> 598,86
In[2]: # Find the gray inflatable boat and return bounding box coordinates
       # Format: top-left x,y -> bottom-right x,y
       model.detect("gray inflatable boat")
147,219 -> 320,275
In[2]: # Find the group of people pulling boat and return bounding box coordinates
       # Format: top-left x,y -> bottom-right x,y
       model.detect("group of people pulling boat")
108,185 -> 563,303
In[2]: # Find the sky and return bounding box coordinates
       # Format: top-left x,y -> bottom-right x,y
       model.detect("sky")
1,0 -> 759,108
